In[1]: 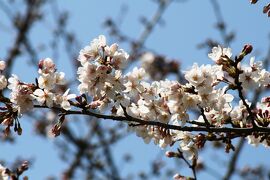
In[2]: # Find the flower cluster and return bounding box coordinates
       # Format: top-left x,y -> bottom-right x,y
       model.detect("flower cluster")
6,58 -> 75,116
246,97 -> 270,147
8,74 -> 35,114
239,57 -> 270,89
1,35 -> 270,162
77,35 -> 128,98
33,58 -> 75,110
76,37 -> 270,158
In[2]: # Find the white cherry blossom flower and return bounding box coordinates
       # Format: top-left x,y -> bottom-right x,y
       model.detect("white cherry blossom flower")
230,100 -> 250,127
239,69 -> 259,89
126,103 -> 140,118
7,74 -> 20,90
78,35 -> 106,65
249,56 -> 262,70
185,63 -> 205,86
185,64 -> 223,94
126,67 -> 147,82
38,75 -> 55,90
38,58 -> 55,74
239,57 -> 268,89
10,84 -> 34,114
105,43 -> 118,55
208,45 -> 232,62
55,72 -> 66,85
55,89 -> 76,110
114,94 -> 130,107
259,69 -> 270,86
32,88 -> 54,107
111,49 -> 129,69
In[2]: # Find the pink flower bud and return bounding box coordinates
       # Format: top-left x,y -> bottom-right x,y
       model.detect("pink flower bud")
165,151 -> 176,158
242,44 -> 253,55
250,0 -> 258,4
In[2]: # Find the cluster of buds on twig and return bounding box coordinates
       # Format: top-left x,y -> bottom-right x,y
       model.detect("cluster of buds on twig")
250,0 -> 270,17
0,161 -> 29,180
263,3 -> 270,17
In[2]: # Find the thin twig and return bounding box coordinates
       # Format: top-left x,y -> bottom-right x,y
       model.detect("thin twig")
210,0 -> 231,46
177,148 -> 197,180
5,0 -> 42,78
223,138 -> 245,180
130,0 -> 172,58
200,107 -> 211,129
94,122 -> 121,180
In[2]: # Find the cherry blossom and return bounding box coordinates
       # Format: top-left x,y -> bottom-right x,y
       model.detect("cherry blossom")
55,89 -> 76,110
208,45 -> 232,64
8,77 -> 34,114
2,36 -> 270,172
32,89 -> 54,107
78,35 -> 106,65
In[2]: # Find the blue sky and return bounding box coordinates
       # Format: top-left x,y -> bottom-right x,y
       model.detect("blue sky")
0,0 -> 270,179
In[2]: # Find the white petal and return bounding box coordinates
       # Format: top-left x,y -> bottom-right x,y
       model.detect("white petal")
63,89 -> 70,96
33,89 -> 44,96
67,94 -> 76,100
61,101 -> 71,110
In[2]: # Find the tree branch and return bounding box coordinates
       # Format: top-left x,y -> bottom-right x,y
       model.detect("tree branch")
223,138 -> 245,180
130,0 -> 172,58
33,105 -> 270,136
177,148 -> 197,180
4,0 -> 42,78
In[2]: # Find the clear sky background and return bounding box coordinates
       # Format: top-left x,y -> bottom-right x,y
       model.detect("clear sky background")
0,0 -> 270,179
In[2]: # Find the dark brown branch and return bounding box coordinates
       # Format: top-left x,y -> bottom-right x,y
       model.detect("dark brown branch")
94,122 -> 121,180
33,105 -> 270,135
236,85 -> 256,127
177,148 -> 197,180
210,0 -> 231,46
130,0 -> 172,58
200,107 -> 211,129
4,0 -> 42,78
223,138 -> 245,180
63,145 -> 84,179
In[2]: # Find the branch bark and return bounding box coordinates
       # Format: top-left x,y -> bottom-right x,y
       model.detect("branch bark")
33,105 -> 270,136
223,138 -> 245,180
